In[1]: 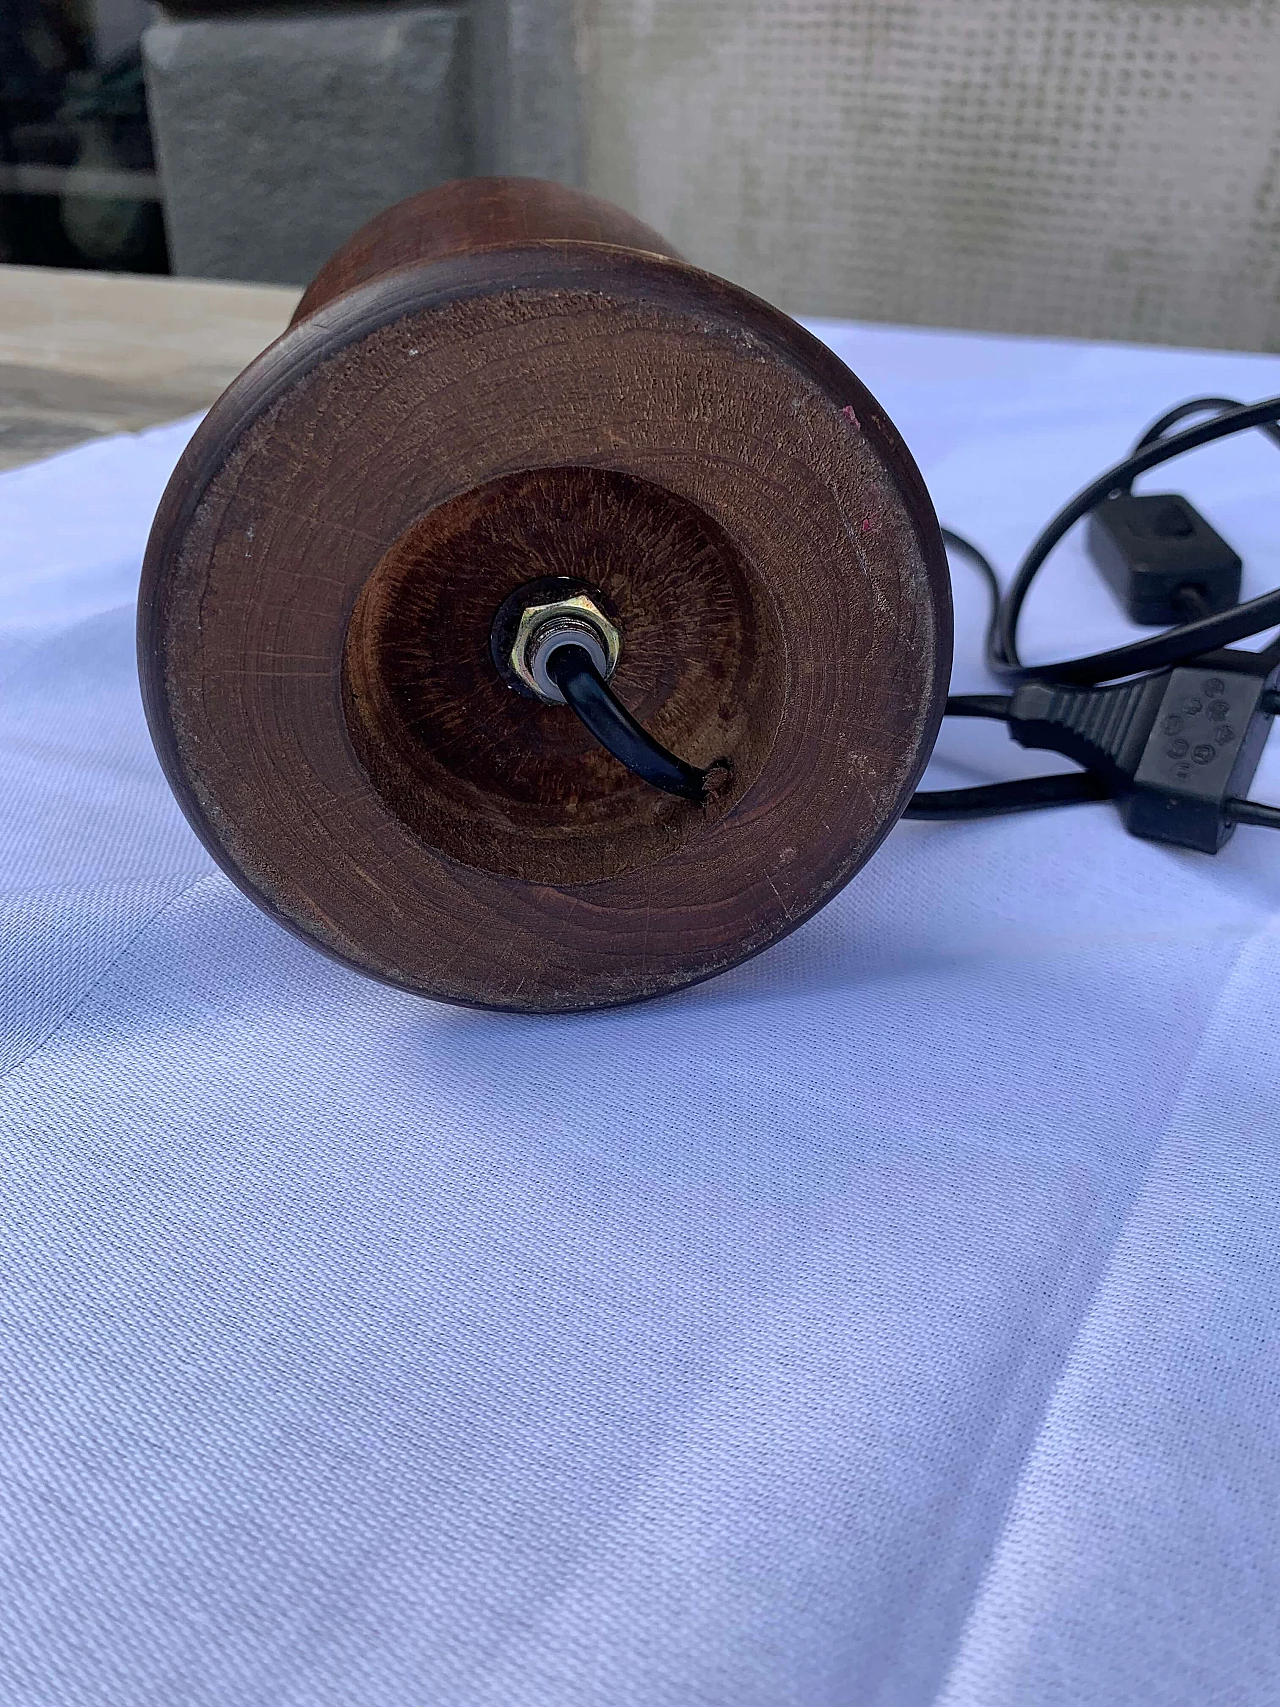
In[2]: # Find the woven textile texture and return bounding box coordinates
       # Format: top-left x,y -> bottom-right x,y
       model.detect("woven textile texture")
582,0 -> 1280,351
3,325 -> 1280,1706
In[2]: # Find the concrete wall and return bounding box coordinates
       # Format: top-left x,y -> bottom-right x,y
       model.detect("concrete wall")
144,0 -> 1280,350
576,0 -> 1280,351
144,4 -> 470,285
470,0 -> 581,182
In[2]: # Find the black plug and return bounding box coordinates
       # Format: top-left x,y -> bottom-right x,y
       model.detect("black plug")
1088,493 -> 1242,625
1008,651 -> 1280,852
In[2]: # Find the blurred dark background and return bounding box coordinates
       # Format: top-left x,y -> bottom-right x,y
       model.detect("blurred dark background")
0,0 -> 168,271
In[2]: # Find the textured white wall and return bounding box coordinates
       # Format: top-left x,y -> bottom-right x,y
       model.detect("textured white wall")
578,0 -> 1280,350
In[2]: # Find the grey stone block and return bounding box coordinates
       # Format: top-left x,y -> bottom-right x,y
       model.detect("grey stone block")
471,0 -> 581,184
143,4 -> 471,285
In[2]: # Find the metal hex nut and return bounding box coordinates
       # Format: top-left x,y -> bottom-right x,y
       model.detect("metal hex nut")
511,592 -> 621,702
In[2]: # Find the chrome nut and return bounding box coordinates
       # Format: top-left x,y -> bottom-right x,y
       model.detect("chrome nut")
511,593 -> 621,704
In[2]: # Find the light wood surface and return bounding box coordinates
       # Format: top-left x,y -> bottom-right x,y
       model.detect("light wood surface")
0,264 -> 302,471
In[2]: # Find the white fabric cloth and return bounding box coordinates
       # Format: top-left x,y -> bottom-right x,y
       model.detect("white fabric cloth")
2,324 -> 1279,1707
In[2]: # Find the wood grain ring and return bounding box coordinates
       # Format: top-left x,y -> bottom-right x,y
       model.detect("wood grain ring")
140,243 -> 951,1011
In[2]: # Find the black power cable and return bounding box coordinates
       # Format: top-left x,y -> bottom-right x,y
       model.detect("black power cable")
913,394 -> 1280,841
546,643 -> 710,802
941,529 -> 1004,675
903,771 -> 1112,821
521,395 -> 1280,846
914,540 -> 1098,819
1227,797 -> 1280,831
989,395 -> 1280,685
1128,396 -> 1280,468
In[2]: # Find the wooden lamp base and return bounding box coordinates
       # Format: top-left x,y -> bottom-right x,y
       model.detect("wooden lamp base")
139,178 -> 951,1011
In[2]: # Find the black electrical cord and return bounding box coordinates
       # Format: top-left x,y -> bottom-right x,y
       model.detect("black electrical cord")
1225,797 -> 1280,831
1135,399 -> 1280,626
916,400 -> 1280,823
912,539 -> 1086,818
903,771 -> 1112,820
988,394 -> 1280,685
546,643 -> 710,802
1128,396 -> 1280,468
944,693 -> 1013,720
941,528 -> 1004,675
532,396 -> 1280,831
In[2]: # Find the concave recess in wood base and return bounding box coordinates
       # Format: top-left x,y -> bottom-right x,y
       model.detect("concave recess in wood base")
343,464 -> 780,886
139,242 -> 950,1011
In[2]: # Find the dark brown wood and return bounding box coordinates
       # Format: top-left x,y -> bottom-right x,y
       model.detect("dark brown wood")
293,177 -> 681,324
343,463 -> 776,886
140,178 -> 951,1012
